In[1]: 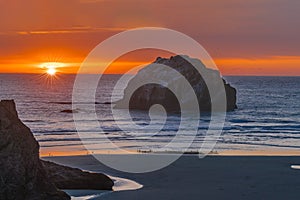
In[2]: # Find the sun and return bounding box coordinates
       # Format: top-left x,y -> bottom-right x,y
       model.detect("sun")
40,62 -> 64,76
46,68 -> 57,76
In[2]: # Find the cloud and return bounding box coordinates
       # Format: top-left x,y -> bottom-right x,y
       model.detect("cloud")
22,27 -> 128,34
0,27 -> 128,36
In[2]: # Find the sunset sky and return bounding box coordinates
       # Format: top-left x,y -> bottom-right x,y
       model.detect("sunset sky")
0,0 -> 300,75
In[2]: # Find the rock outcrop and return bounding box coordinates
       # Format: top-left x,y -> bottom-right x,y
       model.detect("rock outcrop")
0,100 -> 70,200
115,55 -> 237,112
42,160 -> 114,190
0,100 -> 113,200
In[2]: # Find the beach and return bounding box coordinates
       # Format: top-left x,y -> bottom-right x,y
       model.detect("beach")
44,154 -> 300,200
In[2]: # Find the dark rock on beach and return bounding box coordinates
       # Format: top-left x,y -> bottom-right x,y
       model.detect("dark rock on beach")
42,160 -> 114,190
0,100 -> 113,200
0,100 -> 70,200
115,55 -> 237,112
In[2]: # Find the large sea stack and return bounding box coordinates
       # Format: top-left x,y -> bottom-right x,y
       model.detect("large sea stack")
0,100 -> 113,200
115,55 -> 237,112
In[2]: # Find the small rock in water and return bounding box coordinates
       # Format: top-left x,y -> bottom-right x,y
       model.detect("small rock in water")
61,109 -> 78,113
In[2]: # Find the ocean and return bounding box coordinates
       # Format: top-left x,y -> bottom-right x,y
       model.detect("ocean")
1,74 -> 300,155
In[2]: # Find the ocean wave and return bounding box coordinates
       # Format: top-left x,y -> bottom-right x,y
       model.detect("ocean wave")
229,124 -> 300,130
49,101 -> 114,105
229,119 -> 256,123
224,130 -> 300,135
221,140 -> 300,149
38,138 -> 83,142
224,133 -> 300,139
40,143 -> 98,148
23,119 -> 46,123
38,132 -> 76,136
35,130 -> 78,134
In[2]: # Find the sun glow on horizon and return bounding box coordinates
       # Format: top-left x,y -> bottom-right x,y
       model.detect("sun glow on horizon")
38,62 -> 64,86
40,62 -> 65,75
46,68 -> 56,75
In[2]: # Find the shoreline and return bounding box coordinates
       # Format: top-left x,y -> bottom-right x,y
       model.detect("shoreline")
40,148 -> 300,157
43,154 -> 300,200
42,155 -> 144,199
63,174 -> 143,200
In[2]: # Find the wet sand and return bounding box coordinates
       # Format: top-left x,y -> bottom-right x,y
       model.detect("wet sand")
43,155 -> 300,200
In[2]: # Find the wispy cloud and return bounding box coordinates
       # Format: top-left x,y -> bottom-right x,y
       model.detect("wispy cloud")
1,27 -> 128,36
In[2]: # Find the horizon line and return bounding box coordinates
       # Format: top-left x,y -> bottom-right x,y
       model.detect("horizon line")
0,72 -> 300,77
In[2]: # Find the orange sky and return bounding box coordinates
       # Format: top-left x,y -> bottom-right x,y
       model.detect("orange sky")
0,0 -> 300,76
